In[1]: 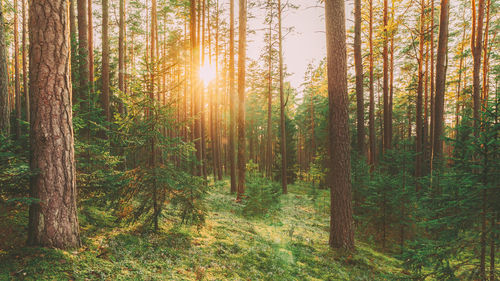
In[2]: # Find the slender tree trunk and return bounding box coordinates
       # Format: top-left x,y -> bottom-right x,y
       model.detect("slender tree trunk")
229,0 -> 236,193
236,0 -> 247,200
471,0 -> 485,135
101,0 -> 110,122
0,0 -> 9,135
88,0 -> 94,92
118,0 -> 125,114
22,0 -> 28,125
14,0 -> 21,138
266,0 -> 273,178
28,0 -> 80,249
432,0 -> 449,164
368,0 -> 376,169
415,0 -> 425,190
354,0 -> 364,156
325,0 -> 354,251
382,0 -> 390,152
278,0 -> 287,193
77,0 -> 89,103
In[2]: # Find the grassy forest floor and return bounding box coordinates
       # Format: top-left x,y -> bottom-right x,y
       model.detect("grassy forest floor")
0,181 -> 405,280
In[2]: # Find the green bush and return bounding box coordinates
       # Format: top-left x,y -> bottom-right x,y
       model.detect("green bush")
242,176 -> 281,217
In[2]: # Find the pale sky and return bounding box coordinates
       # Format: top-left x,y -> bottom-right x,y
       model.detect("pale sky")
243,0 -> 354,92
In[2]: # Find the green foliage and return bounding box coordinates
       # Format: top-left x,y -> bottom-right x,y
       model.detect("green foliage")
0,134 -> 31,203
242,176 -> 281,217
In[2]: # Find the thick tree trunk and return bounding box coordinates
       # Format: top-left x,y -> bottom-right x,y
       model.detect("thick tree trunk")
0,0 -> 9,135
432,0 -> 449,163
237,0 -> 247,200
354,0 -> 364,155
101,0 -> 110,122
28,0 -> 80,249
229,0 -> 236,193
278,0 -> 287,194
325,0 -> 354,251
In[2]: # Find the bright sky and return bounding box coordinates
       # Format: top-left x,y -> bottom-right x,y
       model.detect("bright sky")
243,0 -> 354,92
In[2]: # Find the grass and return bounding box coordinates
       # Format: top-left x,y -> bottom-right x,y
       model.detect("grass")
0,180 -> 405,280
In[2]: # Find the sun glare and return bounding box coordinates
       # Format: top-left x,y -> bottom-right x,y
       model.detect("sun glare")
199,63 -> 216,86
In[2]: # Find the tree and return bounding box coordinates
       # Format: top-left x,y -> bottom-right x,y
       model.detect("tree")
368,0 -> 376,169
0,0 -> 9,135
278,0 -> 287,194
101,0 -> 110,122
415,0 -> 425,189
88,0 -> 94,91
28,0 -> 80,249
237,0 -> 247,200
471,0 -> 485,134
354,0 -> 364,155
77,0 -> 89,101
432,0 -> 449,163
22,0 -> 28,125
118,0 -> 125,114
325,0 -> 354,250
14,0 -> 20,138
229,0 -> 236,193
382,0 -> 391,152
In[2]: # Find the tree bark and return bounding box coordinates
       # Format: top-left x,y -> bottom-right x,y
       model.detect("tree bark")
118,0 -> 125,114
0,0 -> 9,135
382,0 -> 390,152
266,0 -> 273,178
368,0 -> 376,169
22,0 -> 28,125
88,0 -> 94,92
237,0 -> 247,200
432,0 -> 449,163
472,0 -> 485,135
101,0 -> 110,122
229,0 -> 236,193
14,0 -> 21,138
278,0 -> 287,194
28,0 -> 80,249
325,0 -> 354,251
354,0 -> 364,156
415,0 -> 425,190
77,0 -> 89,102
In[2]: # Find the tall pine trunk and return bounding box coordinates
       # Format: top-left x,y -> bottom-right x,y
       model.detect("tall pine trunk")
28,0 -> 80,249
278,0 -> 287,194
0,0 -> 9,135
229,0 -> 236,193
237,0 -> 247,200
325,0 -> 354,251
354,0 -> 364,155
368,0 -> 376,169
101,0 -> 110,122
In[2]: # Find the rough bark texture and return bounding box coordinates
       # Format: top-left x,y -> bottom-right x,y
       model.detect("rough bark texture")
77,0 -> 89,100
237,0 -> 247,200
27,0 -> 80,249
325,0 -> 354,251
266,0 -> 272,179
229,0 -> 236,193
101,0 -> 110,122
87,0 -> 94,92
0,0 -> 9,135
354,0 -> 364,155
382,0 -> 390,152
278,0 -> 287,194
432,0 -> 449,162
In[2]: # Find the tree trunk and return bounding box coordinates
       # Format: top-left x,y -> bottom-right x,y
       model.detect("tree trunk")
14,0 -> 21,138
237,0 -> 247,200
266,0 -> 273,178
278,0 -> 287,194
101,0 -> 110,122
28,0 -> 80,249
432,0 -> 449,163
229,0 -> 236,193
0,0 -> 9,135
88,0 -> 94,92
368,0 -> 376,169
354,0 -> 364,156
325,0 -> 354,251
472,0 -> 485,135
118,0 -> 125,114
415,0 -> 425,190
22,0 -> 28,125
382,0 -> 390,152
77,0 -> 89,102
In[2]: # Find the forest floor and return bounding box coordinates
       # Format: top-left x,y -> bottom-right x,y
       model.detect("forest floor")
0,181 -> 405,280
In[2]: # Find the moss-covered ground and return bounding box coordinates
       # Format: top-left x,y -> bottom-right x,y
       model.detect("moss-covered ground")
0,181 -> 405,280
